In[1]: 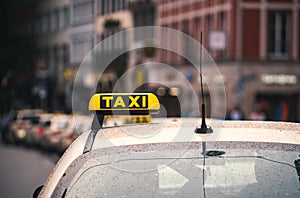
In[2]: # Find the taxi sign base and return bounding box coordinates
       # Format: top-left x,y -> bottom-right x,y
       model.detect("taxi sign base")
83,112 -> 105,154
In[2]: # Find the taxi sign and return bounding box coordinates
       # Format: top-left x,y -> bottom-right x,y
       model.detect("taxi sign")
89,93 -> 160,115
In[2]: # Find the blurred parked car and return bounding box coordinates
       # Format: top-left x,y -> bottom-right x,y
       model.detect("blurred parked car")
42,114 -> 73,152
28,113 -> 53,147
8,109 -> 44,144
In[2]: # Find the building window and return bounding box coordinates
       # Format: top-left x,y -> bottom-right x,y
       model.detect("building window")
53,9 -> 59,31
219,11 -> 227,59
100,0 -> 105,15
183,20 -> 190,63
193,17 -> 201,40
102,0 -> 109,15
63,6 -> 70,28
43,14 -> 50,33
122,0 -> 127,9
73,38 -> 93,63
206,15 -> 212,49
160,24 -> 168,63
115,0 -> 120,11
268,11 -> 289,59
73,2 -> 93,25
99,0 -> 127,15
73,41 -> 82,63
63,44 -> 69,64
171,22 -> 178,63
220,12 -> 226,30
112,0 -> 116,12
35,17 -> 42,34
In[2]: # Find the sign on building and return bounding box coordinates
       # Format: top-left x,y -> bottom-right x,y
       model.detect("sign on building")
209,31 -> 226,50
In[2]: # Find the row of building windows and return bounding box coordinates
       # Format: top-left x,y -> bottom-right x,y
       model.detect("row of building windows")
159,10 -> 289,63
159,11 -> 227,63
21,1 -> 293,66
35,6 -> 70,34
14,0 -> 128,35
73,2 -> 94,25
97,0 -> 127,15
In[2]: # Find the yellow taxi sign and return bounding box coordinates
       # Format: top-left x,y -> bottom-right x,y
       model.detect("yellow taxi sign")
89,93 -> 160,115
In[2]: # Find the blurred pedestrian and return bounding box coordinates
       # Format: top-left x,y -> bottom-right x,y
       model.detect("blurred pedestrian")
226,105 -> 244,120
249,104 -> 266,121
275,100 -> 289,121
33,59 -> 53,111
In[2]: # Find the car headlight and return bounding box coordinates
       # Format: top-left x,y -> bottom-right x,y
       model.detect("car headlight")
16,129 -> 26,139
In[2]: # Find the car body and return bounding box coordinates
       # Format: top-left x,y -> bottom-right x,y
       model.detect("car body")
41,114 -> 73,152
37,118 -> 300,197
41,114 -> 92,153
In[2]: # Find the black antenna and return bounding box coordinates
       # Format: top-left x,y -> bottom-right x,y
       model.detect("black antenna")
195,31 -> 213,134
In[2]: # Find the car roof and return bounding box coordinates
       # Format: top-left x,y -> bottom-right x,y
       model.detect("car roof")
39,119 -> 300,197
92,118 -> 300,148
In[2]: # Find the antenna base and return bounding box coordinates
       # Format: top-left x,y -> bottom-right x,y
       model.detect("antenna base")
195,126 -> 213,134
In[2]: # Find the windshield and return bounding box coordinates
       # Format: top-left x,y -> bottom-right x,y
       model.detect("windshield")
53,142 -> 300,197
21,116 -> 40,123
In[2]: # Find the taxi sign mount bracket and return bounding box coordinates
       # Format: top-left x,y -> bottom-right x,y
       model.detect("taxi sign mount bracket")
83,111 -> 104,153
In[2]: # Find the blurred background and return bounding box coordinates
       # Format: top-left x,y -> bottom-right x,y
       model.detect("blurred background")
1,0 -> 300,122
0,0 -> 300,196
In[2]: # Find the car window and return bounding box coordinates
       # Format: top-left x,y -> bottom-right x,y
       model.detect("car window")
21,116 -> 40,124
53,142 -> 300,198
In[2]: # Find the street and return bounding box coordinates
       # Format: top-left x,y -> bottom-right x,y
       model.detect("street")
0,142 -> 59,198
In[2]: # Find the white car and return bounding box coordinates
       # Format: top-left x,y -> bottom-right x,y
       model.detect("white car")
41,114 -> 73,152
28,113 -> 53,147
34,92 -> 300,197
35,118 -> 300,197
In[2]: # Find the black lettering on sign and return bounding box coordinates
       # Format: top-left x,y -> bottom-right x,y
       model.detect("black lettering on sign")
100,95 -> 148,109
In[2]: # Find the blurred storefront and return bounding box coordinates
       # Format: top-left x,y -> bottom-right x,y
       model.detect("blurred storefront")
35,0 -> 71,111
4,0 -> 300,121
219,62 -> 300,122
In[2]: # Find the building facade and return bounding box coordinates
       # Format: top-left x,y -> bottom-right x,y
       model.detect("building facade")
95,0 -> 132,85
35,0 -> 71,111
1,0 -> 37,111
3,0 -> 300,121
70,0 -> 95,65
157,0 -> 300,121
